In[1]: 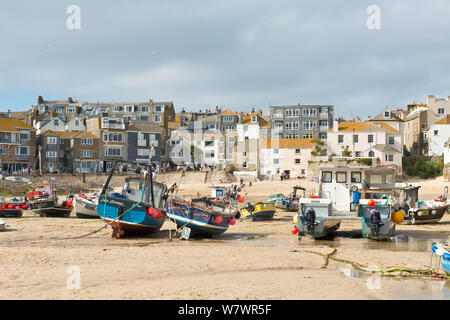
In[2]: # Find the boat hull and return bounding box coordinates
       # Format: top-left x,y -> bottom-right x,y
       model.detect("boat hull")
38,207 -> 72,217
0,209 -> 23,218
97,196 -> 166,237
165,200 -> 230,236
361,218 -> 396,241
297,216 -> 341,239
74,197 -> 99,219
431,244 -> 450,276
402,205 -> 449,225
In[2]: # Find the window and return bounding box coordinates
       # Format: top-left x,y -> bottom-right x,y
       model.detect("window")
228,137 -> 235,143
301,169 -> 306,175
295,149 -> 301,154
368,151 -> 375,157
16,146 -> 29,155
47,137 -> 57,144
75,120 -> 80,126
46,151 -> 57,158
336,172 -> 347,183
322,171 -> 332,183
113,106 -> 121,112
171,140 -> 180,146
353,135 -> 358,143
243,161 -> 247,168
154,106 -> 162,112
125,106 -> 133,112
251,116 -> 257,123
303,108 -> 317,117
303,121 -> 316,130
66,107 -> 76,113
153,115 -> 161,122
434,130 -> 439,136
0,146 -> 6,155
388,136 -> 394,145
243,152 -> 247,156
368,135 -> 374,143
54,119 -> 59,126
338,135 -> 344,143
295,159 -> 301,164
273,159 -> 279,164
438,108 -> 445,115
141,106 -> 148,112
303,133 -> 312,138
137,149 -> 151,157
103,133 -> 123,142
205,151 -> 214,158
81,138 -> 93,145
208,124 -> 216,130
351,172 -> 361,183
355,151 -> 361,157
243,125 -> 248,132
20,131 -> 30,140
274,148 -> 279,154
384,111 -> 390,118
385,154 -> 394,162
105,147 -> 121,157
81,150 -> 93,158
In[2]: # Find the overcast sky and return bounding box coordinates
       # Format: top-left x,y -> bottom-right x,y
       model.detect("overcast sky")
1,0 -> 450,118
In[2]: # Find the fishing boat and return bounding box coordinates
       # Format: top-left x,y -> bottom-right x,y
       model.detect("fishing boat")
165,184 -> 242,236
27,183 -> 73,217
431,242 -> 450,276
0,199 -> 27,218
268,193 -> 286,208
73,189 -> 106,218
97,161 -> 168,238
292,161 -> 403,240
240,202 -> 276,221
281,186 -> 306,212
295,198 -> 341,239
399,186 -> 449,224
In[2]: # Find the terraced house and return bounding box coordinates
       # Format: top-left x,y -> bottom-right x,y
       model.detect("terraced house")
327,120 -> 403,174
0,119 -> 36,174
270,104 -> 334,140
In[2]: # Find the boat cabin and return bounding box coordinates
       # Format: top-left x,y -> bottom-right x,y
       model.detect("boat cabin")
121,178 -> 166,209
318,164 -> 396,212
209,185 -> 233,198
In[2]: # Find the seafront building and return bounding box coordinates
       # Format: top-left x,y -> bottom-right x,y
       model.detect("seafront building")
269,104 -> 334,140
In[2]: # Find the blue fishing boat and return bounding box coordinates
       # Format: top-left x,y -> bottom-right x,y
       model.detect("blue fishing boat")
431,242 -> 450,276
97,161 -> 169,238
165,185 -> 242,237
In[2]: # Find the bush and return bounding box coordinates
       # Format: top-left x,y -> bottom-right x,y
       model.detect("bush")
405,158 -> 443,179
356,158 -> 373,166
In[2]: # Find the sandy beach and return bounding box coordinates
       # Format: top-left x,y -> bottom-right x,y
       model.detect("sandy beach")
0,176 -> 449,300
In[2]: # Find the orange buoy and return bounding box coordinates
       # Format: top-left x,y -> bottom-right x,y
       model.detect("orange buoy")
391,209 -> 405,224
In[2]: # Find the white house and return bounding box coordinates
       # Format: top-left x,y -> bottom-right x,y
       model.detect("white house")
427,95 -> 450,118
327,120 -> 403,173
34,116 -> 67,134
429,115 -> 450,156
259,138 -> 313,178
65,116 -> 86,132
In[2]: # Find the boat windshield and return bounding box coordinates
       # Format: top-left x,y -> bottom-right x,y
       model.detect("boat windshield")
122,179 -> 166,208
358,205 -> 391,220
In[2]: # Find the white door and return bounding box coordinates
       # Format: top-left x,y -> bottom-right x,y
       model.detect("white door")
334,183 -> 349,210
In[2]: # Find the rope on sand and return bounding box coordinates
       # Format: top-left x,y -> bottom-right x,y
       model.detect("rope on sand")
303,248 -> 448,280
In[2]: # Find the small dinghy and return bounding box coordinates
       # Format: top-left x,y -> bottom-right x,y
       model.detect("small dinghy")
240,202 -> 276,221
431,242 -> 450,276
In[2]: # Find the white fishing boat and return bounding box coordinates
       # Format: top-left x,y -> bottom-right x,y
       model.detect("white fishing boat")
73,190 -> 100,218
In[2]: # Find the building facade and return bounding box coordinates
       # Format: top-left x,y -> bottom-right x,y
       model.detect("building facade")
269,104 -> 334,140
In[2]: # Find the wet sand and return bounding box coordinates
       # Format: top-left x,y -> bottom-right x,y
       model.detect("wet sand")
0,177 -> 449,300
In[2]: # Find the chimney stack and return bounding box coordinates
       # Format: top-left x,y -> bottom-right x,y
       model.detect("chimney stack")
333,118 -> 339,132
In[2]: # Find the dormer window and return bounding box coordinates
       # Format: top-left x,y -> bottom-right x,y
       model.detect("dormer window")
384,111 -> 390,118
251,116 -> 257,123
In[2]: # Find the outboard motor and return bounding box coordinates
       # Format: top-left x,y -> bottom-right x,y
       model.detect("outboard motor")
370,209 -> 383,236
304,208 -> 316,234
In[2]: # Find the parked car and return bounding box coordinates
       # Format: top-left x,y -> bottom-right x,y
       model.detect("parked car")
4,176 -> 32,184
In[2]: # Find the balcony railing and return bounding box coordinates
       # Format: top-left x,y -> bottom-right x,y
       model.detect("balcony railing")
102,123 -> 125,130
319,113 -> 329,119
319,126 -> 329,131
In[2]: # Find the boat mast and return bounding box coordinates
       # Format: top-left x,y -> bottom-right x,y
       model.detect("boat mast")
100,161 -> 116,198
148,147 -> 155,207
